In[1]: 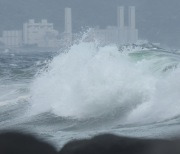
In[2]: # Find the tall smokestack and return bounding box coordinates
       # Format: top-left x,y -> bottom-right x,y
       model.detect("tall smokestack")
65,8 -> 72,44
65,8 -> 72,33
129,6 -> 136,29
117,6 -> 124,29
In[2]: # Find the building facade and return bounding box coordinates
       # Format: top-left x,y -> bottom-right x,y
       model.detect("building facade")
93,26 -> 118,45
23,19 -> 59,48
1,30 -> 23,47
92,6 -> 139,46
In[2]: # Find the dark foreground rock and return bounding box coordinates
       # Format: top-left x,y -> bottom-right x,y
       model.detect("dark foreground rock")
59,134 -> 180,154
0,131 -> 57,154
0,131 -> 180,154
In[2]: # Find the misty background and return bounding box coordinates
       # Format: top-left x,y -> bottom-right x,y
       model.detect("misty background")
0,0 -> 180,48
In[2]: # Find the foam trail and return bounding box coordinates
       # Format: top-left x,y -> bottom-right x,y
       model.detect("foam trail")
30,41 -> 180,124
126,67 -> 180,124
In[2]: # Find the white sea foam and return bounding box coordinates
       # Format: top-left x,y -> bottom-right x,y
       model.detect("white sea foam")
125,67 -> 180,124
30,41 -> 180,124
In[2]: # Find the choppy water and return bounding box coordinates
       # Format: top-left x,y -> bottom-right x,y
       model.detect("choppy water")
0,42 -> 180,149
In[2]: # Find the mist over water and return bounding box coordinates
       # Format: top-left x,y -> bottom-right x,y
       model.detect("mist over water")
1,40 -> 180,147
29,41 -> 180,126
1,0 -> 180,149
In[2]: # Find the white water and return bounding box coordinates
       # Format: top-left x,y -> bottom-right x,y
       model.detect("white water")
30,42 -> 180,125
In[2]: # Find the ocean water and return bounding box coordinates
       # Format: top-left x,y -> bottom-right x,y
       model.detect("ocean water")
0,42 -> 180,149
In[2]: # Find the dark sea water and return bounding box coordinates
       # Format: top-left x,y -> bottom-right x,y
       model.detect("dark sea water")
0,43 -> 180,149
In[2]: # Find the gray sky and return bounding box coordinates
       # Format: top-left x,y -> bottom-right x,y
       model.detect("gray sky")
0,0 -> 180,48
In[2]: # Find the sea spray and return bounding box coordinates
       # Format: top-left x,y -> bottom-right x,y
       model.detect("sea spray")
30,42 -> 153,119
30,41 -> 180,125
126,67 -> 180,124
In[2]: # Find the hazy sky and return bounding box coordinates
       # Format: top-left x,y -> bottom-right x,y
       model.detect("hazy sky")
0,0 -> 180,48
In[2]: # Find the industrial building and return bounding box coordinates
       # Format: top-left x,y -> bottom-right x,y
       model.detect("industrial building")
0,30 -> 23,47
0,9 -> 72,49
92,26 -> 119,45
93,6 -> 138,45
23,19 -> 59,48
0,6 -> 139,49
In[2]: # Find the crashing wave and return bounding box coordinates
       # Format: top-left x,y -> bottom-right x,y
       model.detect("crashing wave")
29,41 -> 180,125
118,42 -> 164,52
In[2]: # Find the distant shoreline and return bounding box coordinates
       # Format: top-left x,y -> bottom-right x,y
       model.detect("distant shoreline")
0,46 -> 60,53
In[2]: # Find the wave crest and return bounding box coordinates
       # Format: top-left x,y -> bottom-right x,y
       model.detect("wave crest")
30,42 -> 180,124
